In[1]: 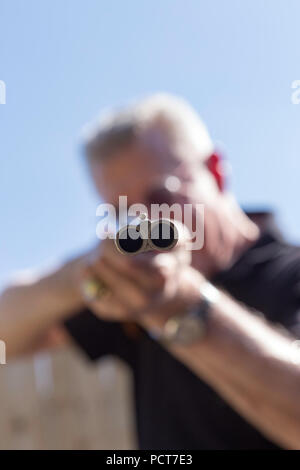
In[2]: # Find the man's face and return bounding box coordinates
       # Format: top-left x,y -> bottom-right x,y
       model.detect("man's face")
88,135 -> 227,275
88,137 -> 218,213
89,142 -> 168,208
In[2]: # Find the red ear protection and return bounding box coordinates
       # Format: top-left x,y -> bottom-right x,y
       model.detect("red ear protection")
206,151 -> 225,192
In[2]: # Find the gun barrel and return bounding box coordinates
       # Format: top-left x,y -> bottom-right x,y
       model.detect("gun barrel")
115,218 -> 178,255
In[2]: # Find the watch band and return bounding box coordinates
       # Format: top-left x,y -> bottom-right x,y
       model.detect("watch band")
154,282 -> 220,346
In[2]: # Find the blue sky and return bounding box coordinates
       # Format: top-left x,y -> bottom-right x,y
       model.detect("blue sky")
0,0 -> 300,286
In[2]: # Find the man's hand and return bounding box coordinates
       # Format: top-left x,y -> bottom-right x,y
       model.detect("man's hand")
79,238 -> 204,330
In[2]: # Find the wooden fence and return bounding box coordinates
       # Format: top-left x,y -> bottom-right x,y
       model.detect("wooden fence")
0,347 -> 136,449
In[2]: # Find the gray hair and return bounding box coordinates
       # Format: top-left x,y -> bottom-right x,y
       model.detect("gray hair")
82,93 -> 213,161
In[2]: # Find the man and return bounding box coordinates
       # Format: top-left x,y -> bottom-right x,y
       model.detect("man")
1,94 -> 300,449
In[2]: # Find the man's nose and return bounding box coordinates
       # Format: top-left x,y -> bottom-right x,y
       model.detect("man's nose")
145,185 -> 190,208
145,187 -> 177,206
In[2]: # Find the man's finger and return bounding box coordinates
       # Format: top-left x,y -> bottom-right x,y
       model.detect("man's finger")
91,258 -> 150,311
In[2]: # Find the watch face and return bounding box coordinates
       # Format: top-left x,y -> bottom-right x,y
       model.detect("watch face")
176,315 -> 205,345
163,314 -> 205,345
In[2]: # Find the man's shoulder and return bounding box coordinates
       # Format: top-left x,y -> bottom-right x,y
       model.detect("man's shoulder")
255,235 -> 300,329
215,231 -> 300,323
254,234 -> 300,290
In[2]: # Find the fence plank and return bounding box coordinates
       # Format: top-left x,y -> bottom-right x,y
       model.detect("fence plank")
0,347 -> 136,450
0,358 -> 43,449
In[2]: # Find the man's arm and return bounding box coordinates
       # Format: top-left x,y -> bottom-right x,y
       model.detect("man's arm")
157,284 -> 300,449
0,257 -> 85,358
84,243 -> 300,449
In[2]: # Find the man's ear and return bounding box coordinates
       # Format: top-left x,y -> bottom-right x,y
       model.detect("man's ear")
205,152 -> 225,192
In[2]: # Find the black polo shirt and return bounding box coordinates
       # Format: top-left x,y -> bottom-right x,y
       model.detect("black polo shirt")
64,227 -> 300,449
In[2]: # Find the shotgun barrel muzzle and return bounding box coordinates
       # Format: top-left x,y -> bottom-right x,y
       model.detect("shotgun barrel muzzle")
115,216 -> 178,255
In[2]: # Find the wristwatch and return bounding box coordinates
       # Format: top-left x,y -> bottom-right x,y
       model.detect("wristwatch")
155,282 -> 220,346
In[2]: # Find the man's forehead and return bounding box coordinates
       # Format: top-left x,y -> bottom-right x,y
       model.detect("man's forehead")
104,139 -> 182,175
90,134 -> 196,206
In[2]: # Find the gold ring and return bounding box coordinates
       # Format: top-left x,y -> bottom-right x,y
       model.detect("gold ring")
81,278 -> 109,301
